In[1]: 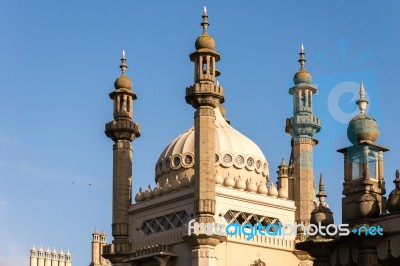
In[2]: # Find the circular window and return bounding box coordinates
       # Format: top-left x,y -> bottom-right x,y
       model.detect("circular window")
256,160 -> 262,169
263,163 -> 268,175
215,154 -> 220,163
235,155 -> 244,165
223,154 -> 232,163
185,155 -> 193,164
247,157 -> 254,167
165,158 -> 171,169
173,156 -> 181,167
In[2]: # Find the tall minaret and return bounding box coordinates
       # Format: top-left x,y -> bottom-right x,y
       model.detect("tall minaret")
184,7 -> 225,266
285,45 -> 321,236
185,6 -> 224,224
104,51 -> 140,265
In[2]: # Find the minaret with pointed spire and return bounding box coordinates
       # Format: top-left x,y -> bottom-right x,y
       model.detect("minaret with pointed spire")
185,6 -> 224,224
338,81 -> 387,225
44,247 -> 51,266
103,51 -> 140,265
51,248 -> 58,266
58,249 -> 65,266
277,158 -> 289,191
285,45 -> 321,238
38,246 -> 45,266
65,250 -> 71,266
296,174 -> 337,266
184,7 -> 226,266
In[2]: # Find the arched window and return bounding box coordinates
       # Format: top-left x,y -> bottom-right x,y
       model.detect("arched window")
368,151 -> 378,179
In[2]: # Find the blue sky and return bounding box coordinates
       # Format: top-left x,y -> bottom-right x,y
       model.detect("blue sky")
1,1 -> 399,265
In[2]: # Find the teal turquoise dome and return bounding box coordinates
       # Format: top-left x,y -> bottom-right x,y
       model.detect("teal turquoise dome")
347,113 -> 379,144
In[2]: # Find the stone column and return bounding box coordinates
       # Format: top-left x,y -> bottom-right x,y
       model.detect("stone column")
293,138 -> 316,235
194,106 -> 216,223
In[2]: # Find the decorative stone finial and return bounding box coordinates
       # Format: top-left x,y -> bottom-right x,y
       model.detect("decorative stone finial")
356,81 -> 369,114
194,7 -> 216,51
201,6 -> 209,33
387,170 -> 400,213
113,50 -> 133,90
316,173 -> 327,205
299,44 -> 306,70
120,50 -> 127,74
355,171 -> 380,219
395,169 -> 400,188
293,44 -> 312,85
310,173 -> 334,227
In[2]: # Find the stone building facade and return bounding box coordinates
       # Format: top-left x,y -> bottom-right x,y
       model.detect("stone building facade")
29,246 -> 71,266
94,8 -> 400,266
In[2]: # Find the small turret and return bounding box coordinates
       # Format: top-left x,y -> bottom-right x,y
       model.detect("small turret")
44,247 -> 51,266
65,250 -> 72,266
310,174 -> 334,228
38,246 -> 44,266
30,245 -> 38,266
277,158 -> 289,191
387,170 -> 400,212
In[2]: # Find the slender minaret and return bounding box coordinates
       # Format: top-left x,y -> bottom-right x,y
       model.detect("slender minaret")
30,245 -> 38,266
184,7 -> 225,266
185,5 -> 224,224
104,50 -> 140,265
285,45 -> 321,237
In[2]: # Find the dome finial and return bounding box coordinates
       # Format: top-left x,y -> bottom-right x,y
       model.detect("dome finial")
201,6 -> 209,34
120,50 -> 127,74
293,44 -> 312,84
316,173 -> 327,205
356,80 -> 369,114
299,44 -> 306,70
395,169 -> 400,189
